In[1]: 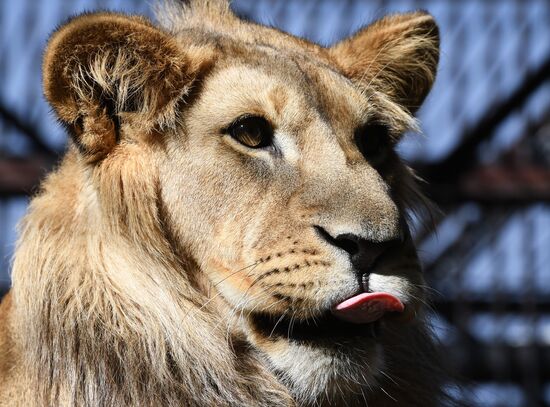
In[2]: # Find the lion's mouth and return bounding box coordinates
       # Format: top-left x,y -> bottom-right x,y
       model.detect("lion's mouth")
249,311 -> 382,342
249,292 -> 404,343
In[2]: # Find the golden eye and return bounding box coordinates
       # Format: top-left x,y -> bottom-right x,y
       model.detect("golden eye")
227,116 -> 273,149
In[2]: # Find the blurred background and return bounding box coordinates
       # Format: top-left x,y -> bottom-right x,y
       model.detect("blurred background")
1,0 -> 549,405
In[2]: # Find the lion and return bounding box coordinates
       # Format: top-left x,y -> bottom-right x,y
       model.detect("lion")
0,1 -> 450,405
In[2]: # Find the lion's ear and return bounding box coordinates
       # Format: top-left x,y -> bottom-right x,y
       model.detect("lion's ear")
329,12 -> 439,114
43,12 -> 212,161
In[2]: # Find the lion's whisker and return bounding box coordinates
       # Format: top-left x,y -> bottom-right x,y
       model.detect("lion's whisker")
211,260 -> 261,289
183,262 -> 262,323
268,309 -> 289,339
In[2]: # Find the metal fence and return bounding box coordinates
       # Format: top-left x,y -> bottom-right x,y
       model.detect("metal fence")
1,1 -> 550,405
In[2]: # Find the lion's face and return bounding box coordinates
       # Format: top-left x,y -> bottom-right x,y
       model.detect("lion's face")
41,4 -> 439,404
159,43 -> 427,400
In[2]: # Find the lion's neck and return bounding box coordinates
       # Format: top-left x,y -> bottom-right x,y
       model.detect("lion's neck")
11,152 -> 292,406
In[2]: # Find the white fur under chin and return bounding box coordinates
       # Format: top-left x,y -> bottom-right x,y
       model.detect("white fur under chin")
264,340 -> 384,405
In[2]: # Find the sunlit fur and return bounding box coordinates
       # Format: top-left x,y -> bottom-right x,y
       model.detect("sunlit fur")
0,1 -> 451,406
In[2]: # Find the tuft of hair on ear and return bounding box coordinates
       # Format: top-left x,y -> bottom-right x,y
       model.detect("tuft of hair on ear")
43,12 -> 214,162
155,0 -> 235,32
329,11 -> 440,115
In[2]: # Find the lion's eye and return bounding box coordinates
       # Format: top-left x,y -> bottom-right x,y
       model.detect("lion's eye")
226,116 -> 273,149
354,123 -> 391,167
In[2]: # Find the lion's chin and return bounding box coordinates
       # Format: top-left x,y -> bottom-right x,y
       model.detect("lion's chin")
245,312 -> 385,406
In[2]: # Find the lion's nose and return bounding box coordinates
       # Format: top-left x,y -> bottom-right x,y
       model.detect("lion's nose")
314,226 -> 400,272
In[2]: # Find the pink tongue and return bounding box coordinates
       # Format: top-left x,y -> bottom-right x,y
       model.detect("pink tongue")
331,292 -> 404,324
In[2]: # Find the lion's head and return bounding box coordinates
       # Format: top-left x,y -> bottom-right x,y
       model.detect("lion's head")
10,1 -> 445,406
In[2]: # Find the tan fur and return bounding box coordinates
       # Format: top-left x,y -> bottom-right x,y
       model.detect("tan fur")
0,1 -> 449,406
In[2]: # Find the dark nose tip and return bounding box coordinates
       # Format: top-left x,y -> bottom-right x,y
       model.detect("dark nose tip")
315,226 -> 400,272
